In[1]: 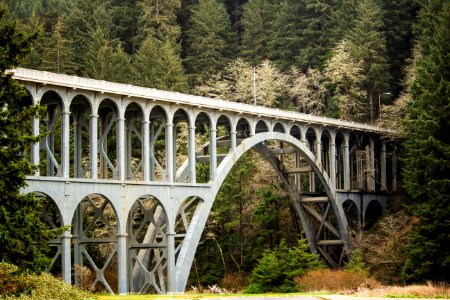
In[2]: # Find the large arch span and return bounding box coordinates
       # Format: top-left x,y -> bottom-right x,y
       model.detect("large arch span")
174,132 -> 349,292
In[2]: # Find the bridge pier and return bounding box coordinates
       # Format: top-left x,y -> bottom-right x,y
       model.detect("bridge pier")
14,68 -> 398,294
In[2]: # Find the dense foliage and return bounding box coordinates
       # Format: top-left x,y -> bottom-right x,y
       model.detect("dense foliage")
401,0 -> 450,283
0,6 -> 63,273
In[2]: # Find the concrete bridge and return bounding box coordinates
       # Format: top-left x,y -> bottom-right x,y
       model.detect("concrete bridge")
13,68 -> 398,294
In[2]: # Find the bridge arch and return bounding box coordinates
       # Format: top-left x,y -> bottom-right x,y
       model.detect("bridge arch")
175,131 -> 349,292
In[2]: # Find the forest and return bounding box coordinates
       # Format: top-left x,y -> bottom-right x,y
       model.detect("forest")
1,0 -> 449,294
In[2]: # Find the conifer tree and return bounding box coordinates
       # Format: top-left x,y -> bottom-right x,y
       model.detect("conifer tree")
0,7 -> 61,272
401,0 -> 450,283
268,0 -> 332,72
240,0 -> 275,64
184,0 -> 234,86
136,0 -> 181,45
131,36 -> 187,92
345,0 -> 390,123
41,17 -> 76,74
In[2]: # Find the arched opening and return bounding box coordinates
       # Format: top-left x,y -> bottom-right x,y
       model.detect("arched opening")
175,196 -> 202,262
289,125 -> 301,141
236,117 -> 251,140
321,130 -> 331,177
335,132 -> 345,190
255,120 -> 269,134
173,109 -> 190,183
127,195 -> 167,294
40,91 -> 63,177
72,194 -> 118,293
342,199 -> 360,231
361,136 -> 371,191
216,115 -> 232,168
125,102 -> 144,180
349,135 -> 359,190
195,112 -> 212,183
34,192 -> 64,276
364,200 -> 382,230
273,122 -> 285,133
148,106 -> 167,181
97,99 -> 119,179
70,95 -> 91,178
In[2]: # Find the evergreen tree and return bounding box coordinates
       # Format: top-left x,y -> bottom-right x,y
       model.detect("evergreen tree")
345,0 -> 390,123
401,0 -> 450,283
19,10 -> 44,70
0,7 -> 61,272
184,0 -> 234,86
40,17 -> 76,74
240,0 -> 275,64
268,0 -> 332,72
328,0 -> 358,44
110,0 -> 139,54
131,36 -> 187,92
65,0 -> 114,75
136,0 -> 181,45
381,0 -> 417,96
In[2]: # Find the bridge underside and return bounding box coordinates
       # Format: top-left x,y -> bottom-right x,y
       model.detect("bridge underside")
14,69 -> 397,294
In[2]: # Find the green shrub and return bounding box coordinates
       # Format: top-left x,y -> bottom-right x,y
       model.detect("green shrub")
345,249 -> 366,272
246,239 -> 325,293
0,263 -> 94,299
243,283 -> 265,294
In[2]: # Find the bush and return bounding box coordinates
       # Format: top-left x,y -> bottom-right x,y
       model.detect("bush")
246,239 -> 325,293
0,263 -> 94,299
295,269 -> 381,292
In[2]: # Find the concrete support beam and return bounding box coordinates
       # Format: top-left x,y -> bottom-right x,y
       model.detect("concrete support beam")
210,126 -> 217,181
343,134 -> 351,191
31,116 -> 40,176
117,234 -> 128,295
90,115 -> 98,179
166,123 -> 174,182
62,111 -> 70,178
381,141 -> 387,191
61,231 -> 71,284
117,118 -> 125,180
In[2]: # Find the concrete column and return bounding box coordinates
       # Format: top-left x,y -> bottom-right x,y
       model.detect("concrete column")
381,141 -> 387,191
166,123 -> 174,182
62,110 -> 70,178
61,231 -> 71,284
330,133 -> 336,190
172,123 -> 177,180
230,131 -> 237,152
117,118 -> 125,180
188,126 -> 196,183
210,125 -> 217,181
167,232 -> 176,293
343,134 -> 351,191
143,120 -> 150,181
90,115 -> 98,179
31,116 -> 40,176
117,234 -> 128,295
316,140 -> 322,166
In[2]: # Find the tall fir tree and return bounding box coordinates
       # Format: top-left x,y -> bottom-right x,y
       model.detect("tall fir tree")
65,0 -> 114,75
131,36 -> 187,92
268,0 -> 332,72
381,0 -> 417,97
0,7 -> 61,272
184,0 -> 235,86
345,0 -> 390,123
401,0 -> 450,283
40,17 -> 76,74
240,0 -> 275,64
136,0 -> 181,46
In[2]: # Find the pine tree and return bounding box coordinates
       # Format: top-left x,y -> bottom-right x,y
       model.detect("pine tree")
0,7 -> 61,272
136,0 -> 181,45
401,0 -> 450,283
40,17 -> 76,74
345,0 -> 390,123
268,0 -> 332,72
184,0 -> 234,86
131,36 -> 187,92
240,0 -> 275,64
65,0 -> 114,75
381,0 -> 417,96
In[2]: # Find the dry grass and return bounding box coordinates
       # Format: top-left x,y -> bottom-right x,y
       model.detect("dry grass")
295,269 -> 381,293
354,282 -> 450,298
